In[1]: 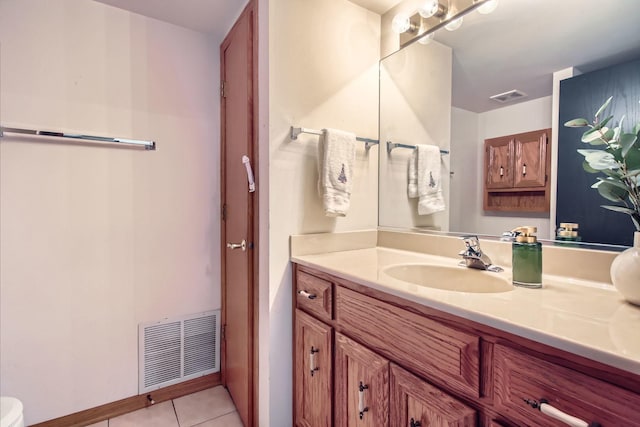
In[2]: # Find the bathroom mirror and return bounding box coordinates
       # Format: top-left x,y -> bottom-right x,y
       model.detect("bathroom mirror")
378,0 -> 640,248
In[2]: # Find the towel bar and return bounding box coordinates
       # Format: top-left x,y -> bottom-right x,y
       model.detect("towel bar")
290,126 -> 379,150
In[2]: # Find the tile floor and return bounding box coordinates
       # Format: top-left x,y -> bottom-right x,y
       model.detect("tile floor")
86,386 -> 242,427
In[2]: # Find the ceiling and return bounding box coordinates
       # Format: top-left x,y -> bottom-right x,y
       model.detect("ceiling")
93,0 -> 640,113
92,0 -> 247,40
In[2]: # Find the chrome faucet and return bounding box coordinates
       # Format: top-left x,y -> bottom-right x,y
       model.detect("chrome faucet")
458,235 -> 503,272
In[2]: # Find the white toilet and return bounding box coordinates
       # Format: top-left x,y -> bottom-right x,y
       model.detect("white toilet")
0,397 -> 24,427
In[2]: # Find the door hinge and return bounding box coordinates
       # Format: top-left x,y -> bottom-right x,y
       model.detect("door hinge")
221,324 -> 226,340
222,204 -> 227,221
220,80 -> 226,98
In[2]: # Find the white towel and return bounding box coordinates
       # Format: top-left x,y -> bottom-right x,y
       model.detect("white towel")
318,128 -> 356,217
408,144 -> 445,215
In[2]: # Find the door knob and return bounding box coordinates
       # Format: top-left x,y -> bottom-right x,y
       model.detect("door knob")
226,240 -> 246,251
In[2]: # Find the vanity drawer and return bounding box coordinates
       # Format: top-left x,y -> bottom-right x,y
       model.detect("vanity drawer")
335,286 -> 480,398
493,344 -> 640,426
296,269 -> 333,322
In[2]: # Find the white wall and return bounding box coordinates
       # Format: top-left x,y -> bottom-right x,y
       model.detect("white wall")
0,1 -> 220,424
450,107 -> 479,233
451,96 -> 553,238
267,0 -> 380,424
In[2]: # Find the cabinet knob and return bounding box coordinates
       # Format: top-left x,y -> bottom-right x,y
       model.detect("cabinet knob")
499,166 -> 504,177
410,418 -> 422,427
522,163 -> 527,176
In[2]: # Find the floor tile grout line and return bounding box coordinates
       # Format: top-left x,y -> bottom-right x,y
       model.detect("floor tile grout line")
172,399 -> 181,427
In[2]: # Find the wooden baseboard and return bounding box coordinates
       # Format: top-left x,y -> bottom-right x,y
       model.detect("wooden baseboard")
31,373 -> 221,427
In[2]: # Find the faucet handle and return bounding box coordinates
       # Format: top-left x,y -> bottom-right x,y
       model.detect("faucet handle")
460,235 -> 482,256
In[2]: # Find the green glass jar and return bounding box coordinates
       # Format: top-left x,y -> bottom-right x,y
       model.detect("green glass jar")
512,226 -> 542,288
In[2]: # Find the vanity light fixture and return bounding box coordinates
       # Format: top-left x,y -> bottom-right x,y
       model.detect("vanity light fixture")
395,0 -> 496,47
418,0 -> 447,19
477,0 -> 499,14
444,17 -> 463,31
391,13 -> 419,34
418,32 -> 435,45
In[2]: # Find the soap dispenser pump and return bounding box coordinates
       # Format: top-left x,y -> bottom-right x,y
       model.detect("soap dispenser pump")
512,226 -> 542,288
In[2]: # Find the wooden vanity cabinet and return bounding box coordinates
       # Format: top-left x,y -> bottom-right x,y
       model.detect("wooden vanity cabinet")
484,128 -> 551,212
292,264 -> 640,427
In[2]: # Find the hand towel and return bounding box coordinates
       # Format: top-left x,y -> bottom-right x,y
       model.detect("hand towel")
408,144 -> 445,215
318,128 -> 356,217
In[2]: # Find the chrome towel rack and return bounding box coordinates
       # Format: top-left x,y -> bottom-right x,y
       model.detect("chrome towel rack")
387,141 -> 449,155
290,126 -> 379,150
0,126 -> 156,150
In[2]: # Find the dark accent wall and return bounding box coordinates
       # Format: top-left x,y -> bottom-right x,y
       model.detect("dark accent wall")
557,58 -> 640,246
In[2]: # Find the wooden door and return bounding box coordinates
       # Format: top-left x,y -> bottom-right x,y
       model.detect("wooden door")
294,310 -> 333,427
220,3 -> 257,426
514,130 -> 548,188
485,137 -> 514,189
335,333 -> 389,427
390,364 -> 476,427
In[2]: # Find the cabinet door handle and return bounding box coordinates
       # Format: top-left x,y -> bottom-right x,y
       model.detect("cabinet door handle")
226,240 -> 246,251
522,163 -> 527,176
410,418 -> 421,427
309,346 -> 319,376
523,399 -> 601,427
499,166 -> 504,177
358,381 -> 369,420
297,290 -> 317,300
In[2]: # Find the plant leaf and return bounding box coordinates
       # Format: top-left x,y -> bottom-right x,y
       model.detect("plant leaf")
620,133 -> 638,157
595,96 -> 613,119
595,115 -> 614,131
595,181 -> 628,202
602,205 -> 636,214
579,150 -> 619,170
596,177 -> 629,191
564,118 -> 589,127
582,160 -> 598,173
624,148 -> 640,171
633,122 -> 640,136
582,127 -> 611,145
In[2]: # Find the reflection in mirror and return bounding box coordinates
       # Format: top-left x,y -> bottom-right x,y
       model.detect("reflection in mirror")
378,0 -> 640,248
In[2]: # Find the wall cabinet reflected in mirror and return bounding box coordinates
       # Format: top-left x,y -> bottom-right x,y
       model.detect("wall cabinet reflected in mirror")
483,129 -> 550,212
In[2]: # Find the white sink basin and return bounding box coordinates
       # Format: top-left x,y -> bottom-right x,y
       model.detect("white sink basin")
383,264 -> 513,293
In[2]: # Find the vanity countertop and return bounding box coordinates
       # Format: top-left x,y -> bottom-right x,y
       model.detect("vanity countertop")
292,246 -> 640,375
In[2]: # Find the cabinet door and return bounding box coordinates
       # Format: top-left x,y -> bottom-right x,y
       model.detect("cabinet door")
390,364 -> 476,427
294,309 -> 332,427
485,137 -> 514,189
335,333 -> 389,427
514,130 -> 548,188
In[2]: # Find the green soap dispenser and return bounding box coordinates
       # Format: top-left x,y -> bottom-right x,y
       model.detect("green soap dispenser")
512,226 -> 542,288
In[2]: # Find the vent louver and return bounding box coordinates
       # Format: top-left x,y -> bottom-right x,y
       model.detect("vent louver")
139,310 -> 220,393
490,89 -> 528,103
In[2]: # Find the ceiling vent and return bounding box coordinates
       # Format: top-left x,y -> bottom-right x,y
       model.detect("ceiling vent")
490,89 -> 528,103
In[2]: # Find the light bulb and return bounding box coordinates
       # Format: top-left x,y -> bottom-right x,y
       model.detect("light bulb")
418,32 -> 435,45
418,0 -> 439,18
445,17 -> 463,31
478,0 -> 499,14
392,13 -> 411,34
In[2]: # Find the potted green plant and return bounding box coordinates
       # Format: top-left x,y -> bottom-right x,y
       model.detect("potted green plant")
565,97 -> 640,304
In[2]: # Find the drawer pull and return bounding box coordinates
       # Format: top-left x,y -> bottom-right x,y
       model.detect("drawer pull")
358,381 -> 369,420
297,290 -> 317,300
524,399 -> 601,427
410,418 -> 421,427
309,346 -> 319,376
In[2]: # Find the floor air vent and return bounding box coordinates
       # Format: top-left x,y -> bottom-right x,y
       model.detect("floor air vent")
139,310 -> 220,393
